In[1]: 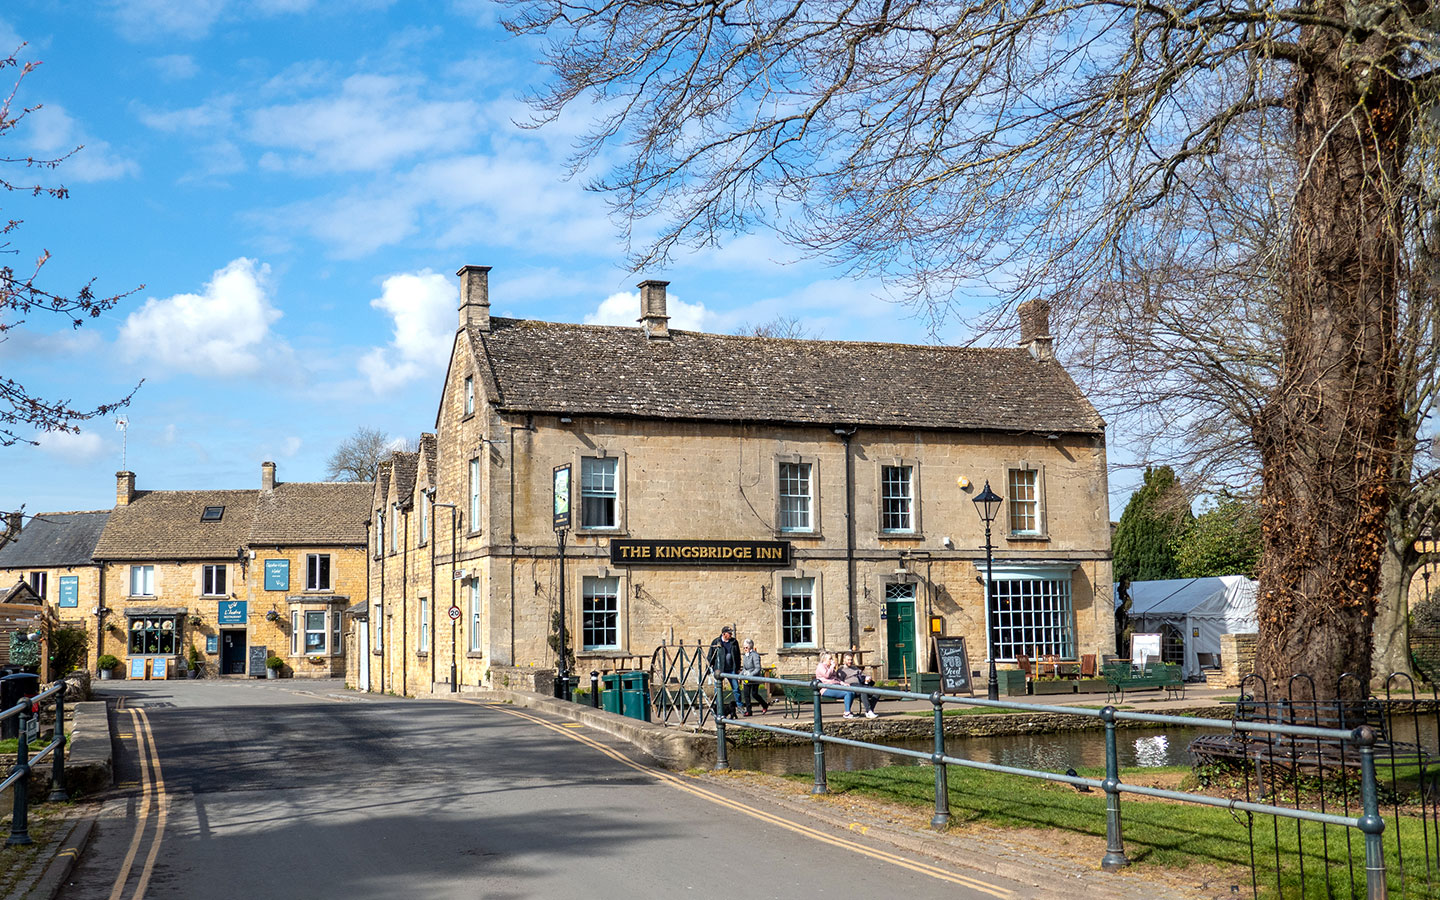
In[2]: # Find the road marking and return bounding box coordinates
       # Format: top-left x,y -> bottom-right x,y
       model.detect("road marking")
562,723 -> 584,728
453,699 -> 1014,898
107,710 -> 151,900
106,708 -> 169,900
133,707 -> 168,898
117,732 -> 135,738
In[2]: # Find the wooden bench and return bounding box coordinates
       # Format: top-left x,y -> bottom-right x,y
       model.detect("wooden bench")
778,676 -> 844,718
1102,662 -> 1184,702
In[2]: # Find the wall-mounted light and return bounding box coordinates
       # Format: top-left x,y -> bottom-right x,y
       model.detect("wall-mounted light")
559,417 -> 573,424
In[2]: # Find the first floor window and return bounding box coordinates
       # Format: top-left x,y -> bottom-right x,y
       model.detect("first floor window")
27,572 -> 46,599
129,617 -> 178,655
469,458 -> 481,526
374,605 -> 383,651
987,576 -> 1075,661
582,576 -> 619,650
391,503 -> 401,552
581,457 -> 618,529
377,510 -> 385,555
781,577 -> 815,647
419,491 -> 429,545
880,465 -> 914,532
306,554 -> 332,591
419,598 -> 430,652
130,565 -> 155,597
333,611 -> 343,657
305,611 -> 328,654
778,462 -> 812,532
202,565 -> 226,596
469,581 -> 483,652
1008,468 -> 1040,535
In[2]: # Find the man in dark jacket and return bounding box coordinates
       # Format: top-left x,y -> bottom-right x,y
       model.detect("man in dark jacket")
709,625 -> 742,718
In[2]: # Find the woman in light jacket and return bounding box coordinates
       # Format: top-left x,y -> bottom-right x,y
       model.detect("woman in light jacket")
740,638 -> 770,716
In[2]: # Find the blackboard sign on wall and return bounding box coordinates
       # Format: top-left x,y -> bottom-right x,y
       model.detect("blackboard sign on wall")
248,646 -> 268,678
933,637 -> 972,695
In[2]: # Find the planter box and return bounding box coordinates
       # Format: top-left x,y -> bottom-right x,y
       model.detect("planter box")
997,669 -> 1028,696
1075,678 -> 1107,694
1031,680 -> 1076,695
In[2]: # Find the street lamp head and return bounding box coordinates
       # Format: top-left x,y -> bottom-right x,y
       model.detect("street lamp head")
972,480 -> 1003,525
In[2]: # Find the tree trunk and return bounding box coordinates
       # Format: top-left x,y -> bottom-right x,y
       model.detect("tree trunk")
1372,514 -> 1418,681
1254,17 -> 1408,702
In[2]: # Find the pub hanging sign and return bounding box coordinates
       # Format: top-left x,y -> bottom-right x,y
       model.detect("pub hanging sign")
610,539 -> 791,567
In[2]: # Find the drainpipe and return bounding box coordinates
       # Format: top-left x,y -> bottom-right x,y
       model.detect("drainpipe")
95,566 -> 105,666
834,427 -> 859,648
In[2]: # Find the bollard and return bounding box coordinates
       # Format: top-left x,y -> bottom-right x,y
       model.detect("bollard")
713,669 -> 729,771
1099,706 -> 1128,870
49,691 -> 68,802
930,691 -> 949,830
1356,726 -> 1389,900
589,671 -> 600,710
8,707 -> 32,846
810,680 -> 827,795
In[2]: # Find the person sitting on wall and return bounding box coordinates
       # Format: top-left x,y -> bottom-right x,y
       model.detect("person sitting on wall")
838,651 -> 879,718
815,651 -> 858,718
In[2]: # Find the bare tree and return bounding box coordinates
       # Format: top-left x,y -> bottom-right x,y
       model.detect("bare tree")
732,316 -> 817,340
504,0 -> 1439,694
325,427 -> 409,483
1,50 -> 140,447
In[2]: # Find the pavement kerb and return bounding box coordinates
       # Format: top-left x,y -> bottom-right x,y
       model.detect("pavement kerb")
20,811 -> 97,900
423,687 -> 715,769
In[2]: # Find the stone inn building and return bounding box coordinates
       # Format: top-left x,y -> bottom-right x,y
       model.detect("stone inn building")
359,266 -> 1115,697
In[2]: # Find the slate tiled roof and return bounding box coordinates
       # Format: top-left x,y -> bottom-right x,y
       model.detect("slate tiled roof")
418,433 -> 437,485
470,319 -> 1104,434
93,491 -> 258,560
388,451 -> 419,506
250,482 -> 372,546
0,511 -> 109,569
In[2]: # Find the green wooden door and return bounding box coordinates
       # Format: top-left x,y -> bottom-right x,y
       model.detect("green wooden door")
886,598 -> 916,681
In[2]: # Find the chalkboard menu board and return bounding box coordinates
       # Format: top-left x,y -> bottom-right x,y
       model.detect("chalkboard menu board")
248,646 -> 268,678
933,637 -> 972,694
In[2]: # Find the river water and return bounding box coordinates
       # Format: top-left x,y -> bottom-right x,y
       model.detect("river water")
728,726 -> 1209,776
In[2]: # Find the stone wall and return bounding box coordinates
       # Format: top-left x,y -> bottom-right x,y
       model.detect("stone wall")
1219,632 -> 1257,688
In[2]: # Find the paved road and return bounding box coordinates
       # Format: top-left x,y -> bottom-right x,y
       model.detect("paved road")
60,680 -> 1032,900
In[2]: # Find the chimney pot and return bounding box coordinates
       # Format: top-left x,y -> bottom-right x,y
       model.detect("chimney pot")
262,461 -> 277,492
457,265 -> 493,333
637,279 -> 671,340
1017,298 -> 1055,361
116,471 -> 136,507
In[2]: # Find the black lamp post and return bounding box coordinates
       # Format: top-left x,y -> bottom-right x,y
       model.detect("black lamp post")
972,480 -> 1003,701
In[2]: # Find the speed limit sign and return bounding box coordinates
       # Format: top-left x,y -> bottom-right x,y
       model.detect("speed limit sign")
448,605 -> 461,621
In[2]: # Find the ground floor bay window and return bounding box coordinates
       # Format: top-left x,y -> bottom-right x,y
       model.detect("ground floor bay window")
984,566 -> 1076,662
291,608 -> 344,658
128,616 -> 180,656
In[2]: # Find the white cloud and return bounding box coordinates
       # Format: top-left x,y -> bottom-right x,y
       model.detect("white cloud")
248,74 -> 481,174
119,258 -> 283,376
585,290 -> 715,332
280,435 -> 302,456
109,0 -> 230,40
21,105 -> 138,182
358,270 -> 456,393
151,54 -> 198,80
37,429 -> 107,463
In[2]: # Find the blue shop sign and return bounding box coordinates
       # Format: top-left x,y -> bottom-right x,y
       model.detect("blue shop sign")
264,558 -> 289,591
218,600 -> 248,625
58,576 -> 79,608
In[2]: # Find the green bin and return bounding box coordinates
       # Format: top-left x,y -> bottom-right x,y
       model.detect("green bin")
620,671 -> 651,722
914,672 -> 943,695
600,673 -> 623,714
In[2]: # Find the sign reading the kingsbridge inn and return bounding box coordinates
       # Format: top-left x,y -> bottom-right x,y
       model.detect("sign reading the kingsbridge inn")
610,539 -> 791,567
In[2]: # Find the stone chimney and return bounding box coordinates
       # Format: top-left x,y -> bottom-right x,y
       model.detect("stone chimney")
262,461 -> 277,492
116,471 -> 136,507
1,511 -> 21,547
457,265 -> 492,333
1017,298 -> 1054,361
638,279 -> 671,340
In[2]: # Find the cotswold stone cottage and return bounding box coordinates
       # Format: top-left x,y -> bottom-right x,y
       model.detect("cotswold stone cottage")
359,267 -> 1113,698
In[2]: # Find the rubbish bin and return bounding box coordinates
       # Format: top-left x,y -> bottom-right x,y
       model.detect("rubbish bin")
0,672 -> 41,740
914,672 -> 942,695
600,673 -> 623,714
620,671 -> 651,722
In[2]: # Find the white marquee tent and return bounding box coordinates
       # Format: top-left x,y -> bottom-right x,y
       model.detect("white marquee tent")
1117,576 -> 1259,678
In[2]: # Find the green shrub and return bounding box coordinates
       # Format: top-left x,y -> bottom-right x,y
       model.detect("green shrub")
97,654 -> 120,670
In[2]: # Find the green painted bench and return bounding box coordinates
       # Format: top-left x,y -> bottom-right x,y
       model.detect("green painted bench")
1102,662 -> 1184,702
778,676 -> 845,718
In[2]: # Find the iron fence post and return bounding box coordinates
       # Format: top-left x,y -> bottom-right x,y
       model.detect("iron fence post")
930,691 -> 950,830
8,707 -> 32,846
811,680 -> 827,795
1100,706 -> 1128,870
1356,726 -> 1388,900
48,691 -> 68,802
713,668 -> 729,771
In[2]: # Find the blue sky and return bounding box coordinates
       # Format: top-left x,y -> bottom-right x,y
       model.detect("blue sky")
0,1 -> 1139,517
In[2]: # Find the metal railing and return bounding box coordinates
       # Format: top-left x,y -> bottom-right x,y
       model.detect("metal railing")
712,673 -> 1396,899
1,682 -> 69,847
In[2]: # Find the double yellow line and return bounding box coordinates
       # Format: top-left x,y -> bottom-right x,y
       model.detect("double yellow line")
108,708 -> 168,900
457,700 -> 1013,897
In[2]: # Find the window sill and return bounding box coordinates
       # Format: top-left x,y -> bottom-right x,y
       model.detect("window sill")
467,529 -> 483,538
466,651 -> 484,659
776,647 -> 818,656
1005,533 -> 1050,542
580,648 -> 627,657
127,595 -> 157,601
372,649 -> 384,656
877,532 -> 925,541
462,411 -> 475,422
776,530 -> 822,540
575,529 -> 627,538
416,651 -> 430,658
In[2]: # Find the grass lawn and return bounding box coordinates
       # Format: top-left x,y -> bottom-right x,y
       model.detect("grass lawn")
817,764 -> 1435,899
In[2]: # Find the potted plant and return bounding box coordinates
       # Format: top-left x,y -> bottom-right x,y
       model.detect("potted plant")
97,654 -> 120,680
265,655 -> 285,679
1031,676 -> 1076,695
187,645 -> 204,679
